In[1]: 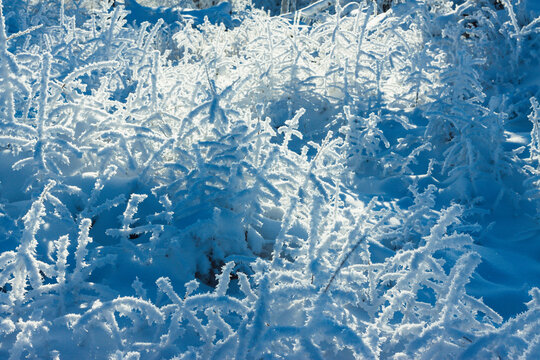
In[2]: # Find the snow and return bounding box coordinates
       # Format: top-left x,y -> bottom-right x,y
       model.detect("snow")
0,0 -> 539,358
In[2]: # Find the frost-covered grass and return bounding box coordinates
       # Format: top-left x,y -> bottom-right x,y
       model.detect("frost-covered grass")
0,0 -> 539,358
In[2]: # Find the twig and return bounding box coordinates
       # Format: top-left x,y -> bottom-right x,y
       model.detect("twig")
6,24 -> 43,41
323,232 -> 366,293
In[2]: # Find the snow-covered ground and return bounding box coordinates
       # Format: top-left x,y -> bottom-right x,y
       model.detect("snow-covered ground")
0,0 -> 539,358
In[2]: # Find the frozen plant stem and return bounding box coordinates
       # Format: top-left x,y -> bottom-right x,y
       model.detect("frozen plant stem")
323,233 -> 366,293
